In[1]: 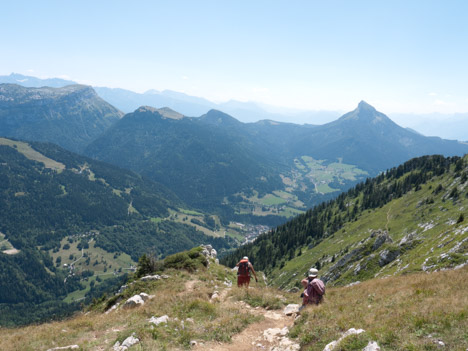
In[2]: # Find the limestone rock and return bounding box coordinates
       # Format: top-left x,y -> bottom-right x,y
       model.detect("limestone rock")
140,274 -> 161,281
113,334 -> 140,350
149,315 -> 169,325
372,231 -> 392,251
47,346 -> 79,351
379,249 -> 400,267
123,294 -> 145,308
283,304 -> 300,316
363,341 -> 381,351
323,328 -> 365,351
139,292 -> 154,301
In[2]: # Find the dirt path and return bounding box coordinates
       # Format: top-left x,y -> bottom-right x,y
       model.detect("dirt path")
194,288 -> 299,351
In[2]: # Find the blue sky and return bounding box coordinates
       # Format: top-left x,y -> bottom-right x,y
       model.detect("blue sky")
1,0 -> 468,113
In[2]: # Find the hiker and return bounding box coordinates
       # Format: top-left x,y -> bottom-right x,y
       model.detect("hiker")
236,256 -> 258,287
300,268 -> 325,309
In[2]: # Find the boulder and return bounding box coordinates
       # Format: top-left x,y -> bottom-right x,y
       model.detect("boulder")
123,294 -> 145,309
283,304 -> 300,316
210,248 -> 217,258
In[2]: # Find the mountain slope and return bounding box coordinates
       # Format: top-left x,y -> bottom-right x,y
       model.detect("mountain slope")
0,249 -> 466,351
0,137 -> 232,326
84,107 -> 285,212
0,84 -> 123,152
286,101 -> 468,173
222,154 -> 468,289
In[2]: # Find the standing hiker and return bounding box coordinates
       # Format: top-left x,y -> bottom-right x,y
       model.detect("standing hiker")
300,268 -> 325,309
236,256 -> 258,287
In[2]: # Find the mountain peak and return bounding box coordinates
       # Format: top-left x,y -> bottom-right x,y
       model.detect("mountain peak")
200,109 -> 242,126
336,101 -> 393,126
357,100 -> 376,111
135,106 -> 184,119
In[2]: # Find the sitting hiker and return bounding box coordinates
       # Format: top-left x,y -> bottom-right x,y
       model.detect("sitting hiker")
300,268 -> 325,309
236,256 -> 258,287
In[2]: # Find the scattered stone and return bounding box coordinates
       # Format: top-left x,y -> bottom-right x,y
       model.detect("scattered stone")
105,302 -> 120,314
47,346 -> 79,351
161,274 -> 169,279
263,327 -> 289,342
186,318 -> 194,323
121,335 -> 140,349
323,328 -> 365,351
363,341 -> 381,351
123,295 -> 145,308
271,337 -> 300,351
113,334 -> 140,350
283,304 -> 300,316
118,285 -> 128,294
190,340 -> 198,347
149,315 -> 169,325
345,281 -> 361,288
211,291 -> 220,301
140,274 -> 161,281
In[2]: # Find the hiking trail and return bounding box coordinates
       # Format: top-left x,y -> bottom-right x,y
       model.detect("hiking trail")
193,285 -> 299,351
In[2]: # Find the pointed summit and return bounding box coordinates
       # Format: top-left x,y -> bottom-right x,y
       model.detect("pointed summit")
337,101 -> 393,126
357,100 -> 376,111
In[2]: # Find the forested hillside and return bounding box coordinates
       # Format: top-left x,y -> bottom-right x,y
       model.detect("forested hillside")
0,138 -> 232,326
222,154 -> 468,288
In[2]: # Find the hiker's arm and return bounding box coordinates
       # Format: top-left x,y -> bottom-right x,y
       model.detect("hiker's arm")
249,263 -> 258,281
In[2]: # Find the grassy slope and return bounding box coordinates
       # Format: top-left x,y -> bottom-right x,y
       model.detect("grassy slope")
270,163 -> 468,289
291,266 -> 468,351
0,263 -> 466,350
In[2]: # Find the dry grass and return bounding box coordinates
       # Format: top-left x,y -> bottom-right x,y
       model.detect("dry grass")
1,265 -> 466,350
290,266 -> 468,350
0,266 -> 259,350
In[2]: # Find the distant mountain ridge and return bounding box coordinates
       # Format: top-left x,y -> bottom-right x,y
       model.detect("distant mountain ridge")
85,101 -> 468,224
0,73 -> 340,125
0,84 -> 123,153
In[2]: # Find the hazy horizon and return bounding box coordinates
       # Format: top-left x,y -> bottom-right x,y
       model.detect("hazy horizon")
1,1 -> 468,116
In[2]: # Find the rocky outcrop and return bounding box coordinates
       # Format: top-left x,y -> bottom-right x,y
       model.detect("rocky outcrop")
372,231 -> 392,251
123,295 -> 145,309
379,248 -> 400,267
200,244 -> 217,259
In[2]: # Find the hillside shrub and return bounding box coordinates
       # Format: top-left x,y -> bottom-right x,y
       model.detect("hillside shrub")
164,247 -> 207,272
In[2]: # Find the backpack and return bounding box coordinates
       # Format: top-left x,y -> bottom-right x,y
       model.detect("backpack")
238,260 -> 250,276
311,278 -> 325,296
